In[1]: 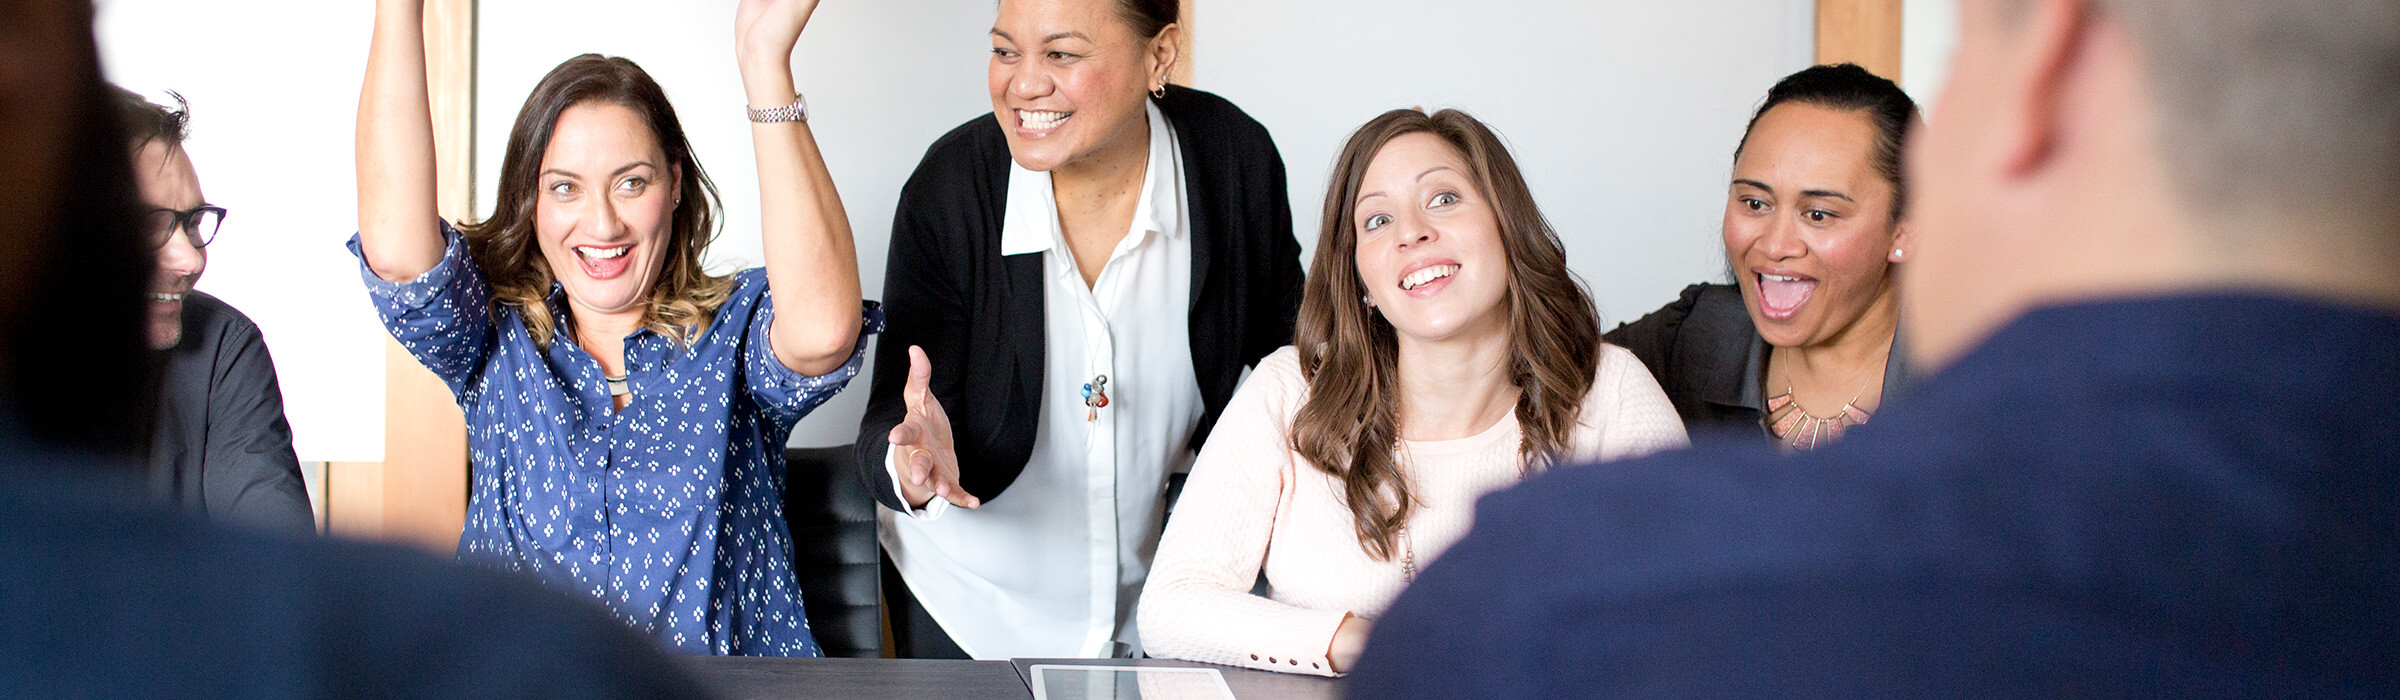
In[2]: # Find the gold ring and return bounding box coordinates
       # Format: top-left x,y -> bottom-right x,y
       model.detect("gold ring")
911,448 -> 930,462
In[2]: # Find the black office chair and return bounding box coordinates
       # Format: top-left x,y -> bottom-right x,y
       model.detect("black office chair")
783,445 -> 884,658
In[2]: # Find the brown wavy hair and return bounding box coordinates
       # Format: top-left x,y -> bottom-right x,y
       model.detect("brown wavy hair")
1291,109 -> 1603,561
464,54 -> 730,348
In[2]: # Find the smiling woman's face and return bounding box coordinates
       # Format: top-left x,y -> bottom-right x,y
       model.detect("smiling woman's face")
987,0 -> 1161,173
1723,102 -> 1905,349
533,101 -> 679,319
1352,132 -> 1512,346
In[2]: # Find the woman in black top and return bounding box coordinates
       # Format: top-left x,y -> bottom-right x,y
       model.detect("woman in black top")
854,0 -> 1303,659
1606,64 -> 1918,450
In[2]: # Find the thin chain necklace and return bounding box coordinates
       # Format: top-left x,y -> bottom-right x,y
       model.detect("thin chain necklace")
1389,439 -> 1419,583
1386,391 -> 1518,583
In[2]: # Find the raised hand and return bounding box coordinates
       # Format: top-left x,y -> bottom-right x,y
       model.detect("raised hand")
356,0 -> 444,282
740,0 -> 865,378
734,0 -> 821,72
889,345 -> 979,510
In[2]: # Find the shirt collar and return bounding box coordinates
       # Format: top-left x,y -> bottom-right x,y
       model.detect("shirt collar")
999,100 -> 1181,257
545,281 -> 657,342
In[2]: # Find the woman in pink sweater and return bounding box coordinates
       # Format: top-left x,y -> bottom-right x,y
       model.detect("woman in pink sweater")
1138,109 -> 1688,676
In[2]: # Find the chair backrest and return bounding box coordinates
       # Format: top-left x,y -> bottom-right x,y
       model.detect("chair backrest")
783,445 -> 883,658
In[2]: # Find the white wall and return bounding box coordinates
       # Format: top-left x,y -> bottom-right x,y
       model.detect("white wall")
1194,0 -> 1817,327
475,1 -> 994,448
1903,0 -> 1961,112
95,0 -> 387,462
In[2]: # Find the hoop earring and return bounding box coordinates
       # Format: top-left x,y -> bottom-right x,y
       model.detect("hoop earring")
1151,84 -> 1167,99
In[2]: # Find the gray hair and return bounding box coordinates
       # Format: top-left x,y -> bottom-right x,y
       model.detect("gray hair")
2105,0 -> 2400,236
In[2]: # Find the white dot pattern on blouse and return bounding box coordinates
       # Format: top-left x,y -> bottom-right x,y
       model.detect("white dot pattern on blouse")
348,224 -> 881,657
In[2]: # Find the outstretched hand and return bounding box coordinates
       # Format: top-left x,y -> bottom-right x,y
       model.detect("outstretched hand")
735,0 -> 820,70
889,345 -> 979,510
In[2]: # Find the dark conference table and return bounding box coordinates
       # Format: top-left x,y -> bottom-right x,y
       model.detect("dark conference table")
682,655 -> 1344,700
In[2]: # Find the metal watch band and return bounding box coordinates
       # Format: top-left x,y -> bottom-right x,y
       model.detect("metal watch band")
746,95 -> 808,123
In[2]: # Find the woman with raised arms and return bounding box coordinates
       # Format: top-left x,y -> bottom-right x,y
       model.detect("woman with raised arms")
352,0 -> 875,656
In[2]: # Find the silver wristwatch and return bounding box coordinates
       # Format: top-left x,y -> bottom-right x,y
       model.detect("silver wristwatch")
747,95 -> 808,123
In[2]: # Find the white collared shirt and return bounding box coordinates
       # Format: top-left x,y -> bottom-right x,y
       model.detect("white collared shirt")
879,101 -> 1202,659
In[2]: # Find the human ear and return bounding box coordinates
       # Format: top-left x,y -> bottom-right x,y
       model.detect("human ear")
1999,0 -> 2094,179
1146,24 -> 1181,93
1888,219 -> 1915,263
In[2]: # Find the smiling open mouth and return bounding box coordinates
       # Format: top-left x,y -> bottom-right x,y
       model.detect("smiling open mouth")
1401,264 -> 1459,291
1016,109 -> 1071,131
574,244 -> 634,280
148,292 -> 184,303
1756,272 -> 1817,320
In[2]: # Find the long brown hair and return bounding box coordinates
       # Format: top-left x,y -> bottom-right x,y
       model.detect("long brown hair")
1291,109 -> 1603,561
464,54 -> 730,348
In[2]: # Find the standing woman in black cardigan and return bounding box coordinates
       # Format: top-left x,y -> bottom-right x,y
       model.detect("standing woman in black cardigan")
854,0 -> 1303,660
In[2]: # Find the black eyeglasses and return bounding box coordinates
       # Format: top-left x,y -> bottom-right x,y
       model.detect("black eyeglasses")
145,204 -> 227,250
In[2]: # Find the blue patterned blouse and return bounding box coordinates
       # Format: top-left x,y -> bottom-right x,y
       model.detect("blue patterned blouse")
349,224 -> 880,657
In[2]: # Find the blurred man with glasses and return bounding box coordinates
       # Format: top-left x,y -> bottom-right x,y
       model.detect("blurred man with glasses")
119,86 -> 312,534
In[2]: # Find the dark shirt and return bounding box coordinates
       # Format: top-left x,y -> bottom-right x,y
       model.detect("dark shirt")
1605,282 -> 1908,445
148,291 -> 313,534
855,84 -> 1305,508
1355,295 -> 2400,697
0,422 -> 708,698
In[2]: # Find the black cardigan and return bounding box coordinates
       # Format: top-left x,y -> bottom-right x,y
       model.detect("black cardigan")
854,85 -> 1304,509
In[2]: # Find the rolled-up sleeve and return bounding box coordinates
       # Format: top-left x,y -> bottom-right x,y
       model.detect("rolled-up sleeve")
347,221 -> 495,400
745,298 -> 883,429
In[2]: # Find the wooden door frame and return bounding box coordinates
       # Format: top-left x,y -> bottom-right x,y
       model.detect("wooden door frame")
334,0 -> 473,554
1817,0 -> 1904,80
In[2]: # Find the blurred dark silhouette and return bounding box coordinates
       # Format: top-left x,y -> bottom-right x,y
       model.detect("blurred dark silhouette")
0,1 -> 709,695
0,0 -> 151,459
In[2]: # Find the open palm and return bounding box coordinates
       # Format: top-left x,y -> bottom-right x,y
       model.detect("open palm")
889,345 -> 980,509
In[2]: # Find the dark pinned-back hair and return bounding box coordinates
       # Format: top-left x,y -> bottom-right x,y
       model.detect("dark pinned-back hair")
1111,0 -> 1177,38
1733,63 -> 1919,218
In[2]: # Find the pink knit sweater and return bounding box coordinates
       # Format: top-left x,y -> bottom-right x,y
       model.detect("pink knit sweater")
1138,345 -> 1689,676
